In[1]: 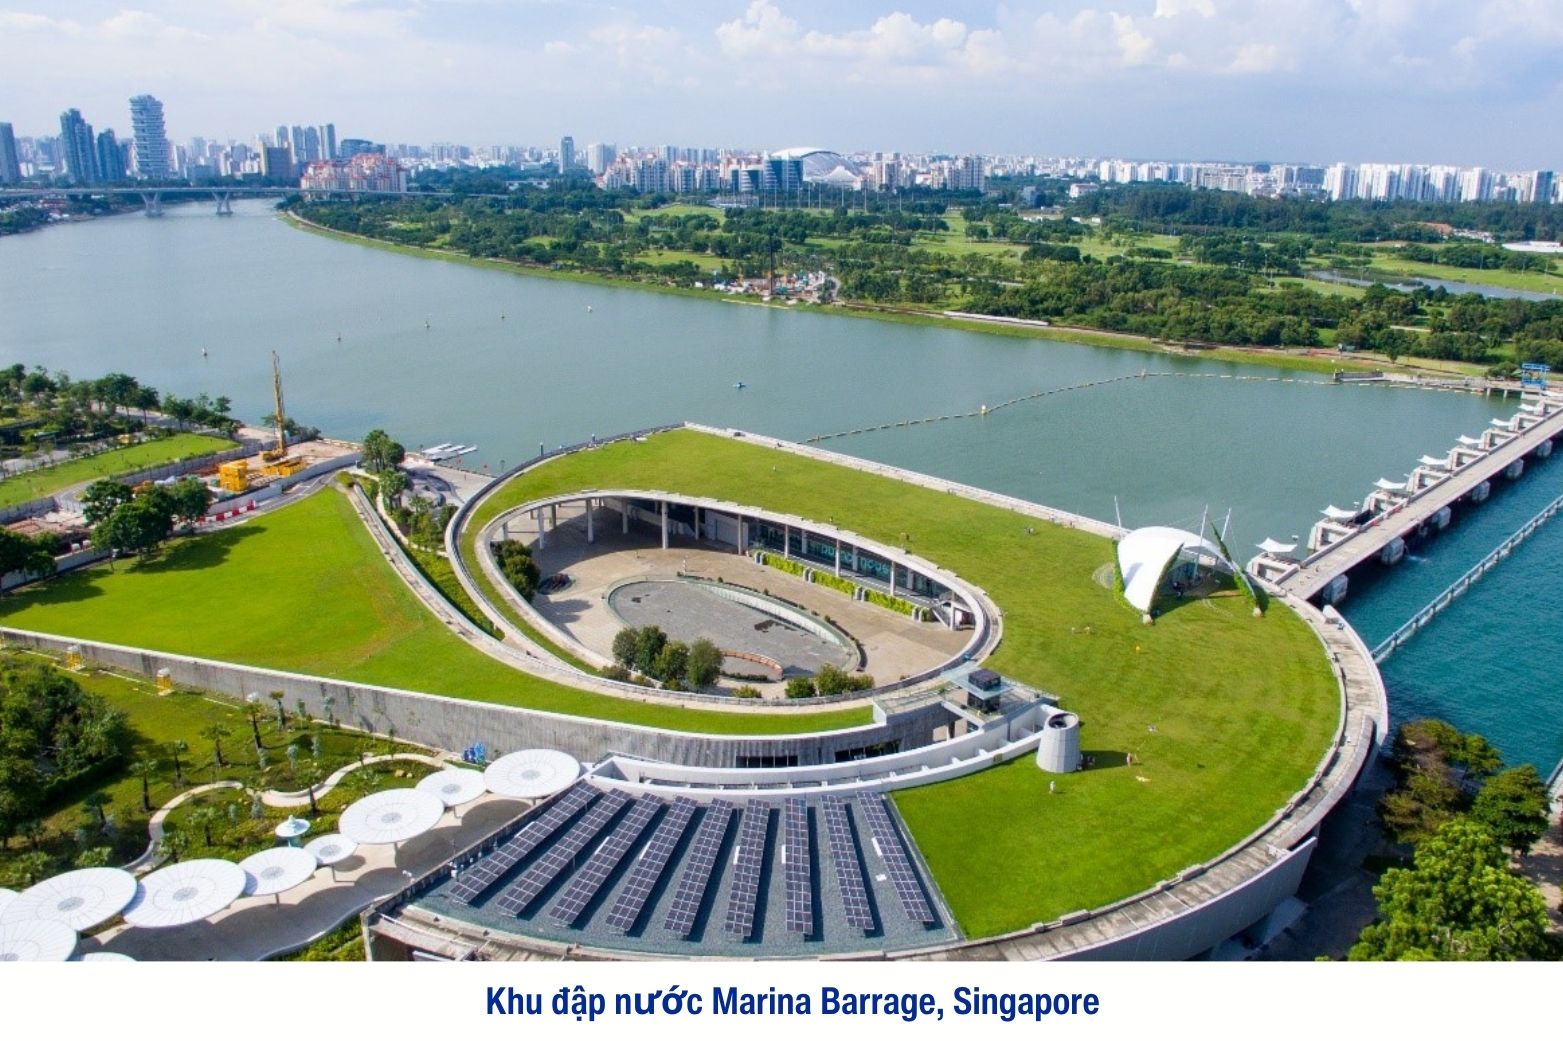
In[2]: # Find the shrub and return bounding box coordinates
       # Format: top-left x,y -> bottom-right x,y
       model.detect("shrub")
733,685 -> 762,699
492,540 -> 540,600
759,551 -> 806,578
812,571 -> 857,596
814,664 -> 851,697
602,664 -> 632,682
785,676 -> 817,699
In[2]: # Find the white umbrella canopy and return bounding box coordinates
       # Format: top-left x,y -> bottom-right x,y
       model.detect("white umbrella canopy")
0,919 -> 78,962
338,788 -> 446,846
417,768 -> 487,808
123,859 -> 247,929
78,951 -> 136,962
304,834 -> 358,866
0,868 -> 139,932
240,847 -> 318,898
0,889 -> 16,919
483,749 -> 581,799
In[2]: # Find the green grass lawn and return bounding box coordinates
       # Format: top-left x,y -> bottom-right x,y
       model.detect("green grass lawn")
464,428 -> 1340,937
0,488 -> 871,735
0,432 -> 236,508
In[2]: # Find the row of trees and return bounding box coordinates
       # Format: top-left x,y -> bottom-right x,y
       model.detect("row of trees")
610,626 -> 722,691
785,664 -> 875,699
83,476 -> 211,560
1349,719 -> 1558,961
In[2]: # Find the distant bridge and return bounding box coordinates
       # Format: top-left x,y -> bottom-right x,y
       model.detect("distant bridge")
0,184 -> 511,216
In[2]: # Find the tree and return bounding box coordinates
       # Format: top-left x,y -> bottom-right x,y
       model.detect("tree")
1350,819 -> 1553,961
82,790 -> 110,832
298,762 -> 324,816
167,477 -> 212,528
4,850 -> 54,887
129,757 -> 159,812
80,479 -> 133,526
653,641 -> 689,685
0,529 -> 55,590
686,639 -> 722,689
378,468 -> 408,507
633,626 -> 668,676
243,701 -> 265,749
167,740 -> 188,787
360,429 -> 406,474
189,805 -> 221,848
611,628 -> 640,669
201,723 -> 231,768
1379,770 -> 1461,846
94,493 -> 176,560
74,846 -> 114,869
1470,765 -> 1551,856
814,664 -> 851,697
268,690 -> 286,728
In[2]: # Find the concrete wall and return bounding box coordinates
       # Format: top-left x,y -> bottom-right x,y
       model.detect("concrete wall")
0,627 -> 953,768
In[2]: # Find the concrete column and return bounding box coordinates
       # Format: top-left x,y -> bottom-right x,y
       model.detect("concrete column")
586,498 -> 594,544
784,524 -> 791,559
739,518 -> 748,554
550,504 -> 559,529
889,560 -> 896,595
661,501 -> 669,550
621,498 -> 629,534
535,508 -> 546,549
835,538 -> 842,577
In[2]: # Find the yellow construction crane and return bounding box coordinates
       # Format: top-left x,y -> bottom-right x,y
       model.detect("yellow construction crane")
260,351 -> 305,478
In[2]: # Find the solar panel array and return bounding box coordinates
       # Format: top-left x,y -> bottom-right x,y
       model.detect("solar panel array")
494,790 -> 630,915
782,797 -> 813,935
820,796 -> 876,932
450,784 -> 597,905
604,797 -> 698,933
549,796 -> 664,925
857,794 -> 936,925
664,801 -> 735,937
723,801 -> 772,939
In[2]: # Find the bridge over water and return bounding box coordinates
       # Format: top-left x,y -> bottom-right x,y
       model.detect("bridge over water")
1259,391 -> 1563,604
0,185 -> 510,217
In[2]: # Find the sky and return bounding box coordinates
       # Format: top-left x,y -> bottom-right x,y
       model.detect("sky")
3,0 -> 1562,168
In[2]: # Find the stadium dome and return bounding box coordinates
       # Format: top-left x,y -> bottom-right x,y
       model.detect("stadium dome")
1117,526 -> 1232,613
771,147 -> 864,187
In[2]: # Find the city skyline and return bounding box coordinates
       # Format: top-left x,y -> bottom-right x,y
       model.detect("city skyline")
0,1 -> 1560,168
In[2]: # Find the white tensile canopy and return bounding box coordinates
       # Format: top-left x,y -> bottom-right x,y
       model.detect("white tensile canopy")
1456,436 -> 1484,448
484,749 -> 582,799
304,834 -> 358,866
0,919 -> 77,962
1321,505 -> 1358,521
0,889 -> 15,919
78,951 -> 136,962
1255,537 -> 1297,556
1117,526 -> 1230,613
1418,455 -> 1451,468
240,847 -> 319,899
0,867 -> 138,932
417,768 -> 487,808
123,859 -> 247,929
338,788 -> 446,846
1374,478 -> 1408,491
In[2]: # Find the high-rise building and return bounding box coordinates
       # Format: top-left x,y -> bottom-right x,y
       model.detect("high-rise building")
95,128 -> 123,182
0,122 -> 20,184
558,135 -> 574,173
58,108 -> 99,184
260,145 -> 293,181
129,94 -> 170,179
585,142 -> 616,175
338,138 -> 382,159
318,123 -> 337,161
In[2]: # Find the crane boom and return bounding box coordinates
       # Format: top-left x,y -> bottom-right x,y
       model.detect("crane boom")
271,350 -> 287,455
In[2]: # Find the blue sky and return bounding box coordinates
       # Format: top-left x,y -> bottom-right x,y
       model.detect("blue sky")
3,1 -> 1561,167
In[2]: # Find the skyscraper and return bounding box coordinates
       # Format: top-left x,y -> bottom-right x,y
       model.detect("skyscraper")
96,128 -> 123,183
58,108 -> 99,184
129,94 -> 170,179
558,135 -> 574,174
0,122 -> 23,184
318,123 -> 337,161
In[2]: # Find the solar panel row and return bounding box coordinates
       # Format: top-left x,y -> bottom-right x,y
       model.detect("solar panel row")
857,794 -> 936,925
449,784 -> 597,905
782,796 -> 813,936
549,796 -> 665,925
604,797 -> 698,933
723,801 -> 771,939
494,790 -> 630,915
664,801 -> 735,937
820,796 -> 876,932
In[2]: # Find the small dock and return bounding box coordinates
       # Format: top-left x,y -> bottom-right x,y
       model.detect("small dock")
1256,391 -> 1563,603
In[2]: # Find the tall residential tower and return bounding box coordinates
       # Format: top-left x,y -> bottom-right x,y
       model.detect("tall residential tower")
129,94 -> 170,179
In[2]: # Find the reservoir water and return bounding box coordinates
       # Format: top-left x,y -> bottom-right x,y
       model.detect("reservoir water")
2,200 -> 1558,770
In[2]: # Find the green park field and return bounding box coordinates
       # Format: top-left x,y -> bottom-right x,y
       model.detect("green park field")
466,427 -> 1341,936
0,488 -> 871,736
0,432 -> 236,509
